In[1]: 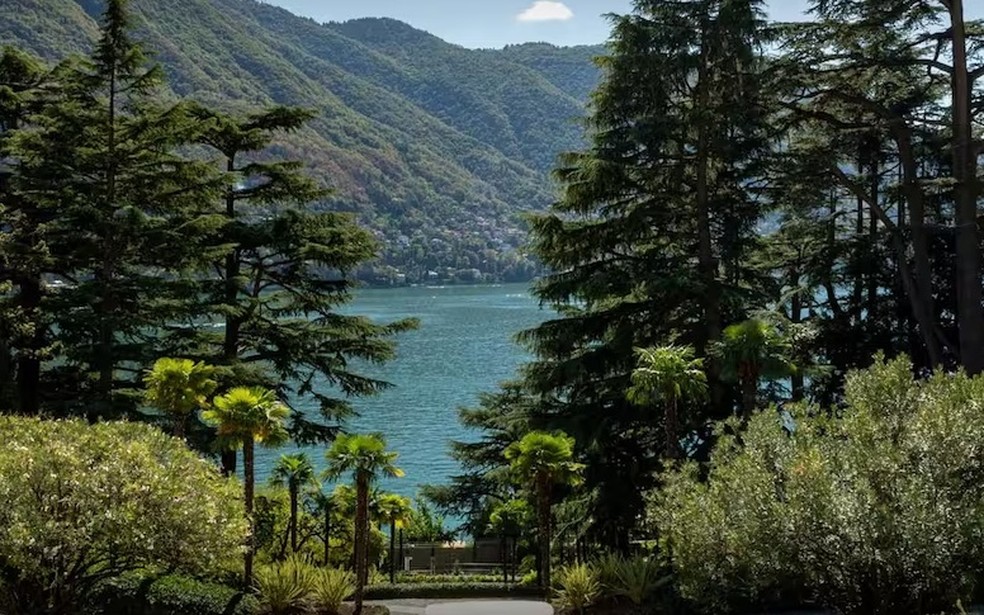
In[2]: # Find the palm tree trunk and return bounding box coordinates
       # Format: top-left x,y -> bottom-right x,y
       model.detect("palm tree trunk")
324,503 -> 332,566
537,476 -> 552,591
243,439 -> 254,588
501,532 -> 508,584
354,474 -> 369,615
389,520 -> 397,583
665,396 -> 679,459
290,485 -> 298,553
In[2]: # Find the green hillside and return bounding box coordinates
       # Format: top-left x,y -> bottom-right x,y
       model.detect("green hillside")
0,0 -> 604,284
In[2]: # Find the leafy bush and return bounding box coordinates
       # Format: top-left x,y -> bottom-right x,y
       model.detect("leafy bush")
0,418 -> 247,614
254,557 -> 318,615
89,572 -> 258,615
313,568 -> 355,614
653,356 -> 984,614
553,564 -> 601,614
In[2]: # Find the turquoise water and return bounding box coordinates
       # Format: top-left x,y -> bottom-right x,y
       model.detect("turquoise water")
254,283 -> 547,500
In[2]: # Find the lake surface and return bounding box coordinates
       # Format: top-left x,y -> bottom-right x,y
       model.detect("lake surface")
253,283 -> 548,500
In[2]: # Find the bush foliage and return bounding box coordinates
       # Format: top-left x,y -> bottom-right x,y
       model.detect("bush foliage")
653,356 -> 984,613
89,572 -> 258,615
0,418 -> 247,614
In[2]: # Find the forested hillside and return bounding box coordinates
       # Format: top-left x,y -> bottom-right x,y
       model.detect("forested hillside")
0,0 -> 603,284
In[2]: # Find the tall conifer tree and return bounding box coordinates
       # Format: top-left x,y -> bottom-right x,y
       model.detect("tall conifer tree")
165,106 -> 416,470
11,0 -> 222,418
516,0 -> 773,545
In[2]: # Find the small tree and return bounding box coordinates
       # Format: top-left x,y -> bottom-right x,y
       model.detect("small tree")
505,431 -> 583,590
712,319 -> 795,416
203,386 -> 289,587
324,433 -> 404,615
489,498 -> 532,584
143,358 -> 217,438
270,453 -> 316,554
0,418 -> 246,614
627,346 -> 707,459
376,493 -> 413,583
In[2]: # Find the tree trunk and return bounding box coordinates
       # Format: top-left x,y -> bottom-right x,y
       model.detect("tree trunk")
290,485 -> 298,553
15,275 -> 42,415
949,0 -> 984,374
741,367 -> 758,418
354,473 -> 369,615
324,502 -> 332,566
537,476 -> 552,591
398,529 -> 404,574
221,449 -> 237,477
501,532 -> 508,584
664,396 -> 679,459
389,520 -> 397,583
243,439 -> 254,588
695,24 -> 723,416
790,265 -> 805,402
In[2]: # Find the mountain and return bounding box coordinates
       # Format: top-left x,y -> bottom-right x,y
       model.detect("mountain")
0,0 -> 605,284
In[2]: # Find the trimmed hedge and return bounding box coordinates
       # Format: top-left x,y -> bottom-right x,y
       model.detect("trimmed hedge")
365,583 -> 543,600
89,572 -> 258,615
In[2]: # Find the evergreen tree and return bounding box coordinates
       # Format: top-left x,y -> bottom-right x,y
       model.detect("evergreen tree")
166,106 -> 417,471
10,0 -> 222,418
517,0 -> 773,545
0,46 -> 49,414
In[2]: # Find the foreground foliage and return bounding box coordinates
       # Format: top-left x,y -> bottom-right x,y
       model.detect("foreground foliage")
0,418 -> 246,614
654,356 -> 984,613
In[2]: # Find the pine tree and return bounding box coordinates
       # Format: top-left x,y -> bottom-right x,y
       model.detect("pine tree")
10,0 -> 222,418
0,46 -> 48,413
776,0 -> 983,372
517,0 -> 773,545
164,106 -> 416,470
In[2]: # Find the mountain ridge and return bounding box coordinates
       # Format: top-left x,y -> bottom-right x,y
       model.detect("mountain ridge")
0,0 -> 605,284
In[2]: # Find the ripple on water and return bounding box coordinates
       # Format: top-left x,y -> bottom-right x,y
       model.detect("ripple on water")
253,284 -> 548,504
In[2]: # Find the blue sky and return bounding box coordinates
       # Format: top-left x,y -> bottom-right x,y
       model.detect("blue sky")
265,1 -> 982,49
268,0 -> 818,48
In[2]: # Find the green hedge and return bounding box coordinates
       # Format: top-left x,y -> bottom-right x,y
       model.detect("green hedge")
89,572 -> 258,615
365,582 -> 543,600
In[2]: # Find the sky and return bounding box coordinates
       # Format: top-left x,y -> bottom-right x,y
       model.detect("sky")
267,0 -> 825,48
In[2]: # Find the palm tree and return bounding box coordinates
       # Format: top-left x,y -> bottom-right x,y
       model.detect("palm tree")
143,358 -> 216,438
270,453 -> 316,553
712,319 -> 795,416
324,433 -> 404,615
505,431 -> 583,591
627,346 -> 707,459
489,498 -> 531,584
203,386 -> 289,587
376,493 -> 413,583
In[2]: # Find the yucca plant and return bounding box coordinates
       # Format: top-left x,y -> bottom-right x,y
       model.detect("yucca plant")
255,556 -> 318,614
554,563 -> 601,614
313,568 -> 356,615
593,553 -> 623,592
613,556 -> 669,605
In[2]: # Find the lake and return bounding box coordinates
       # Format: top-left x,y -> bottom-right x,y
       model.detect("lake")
253,283 -> 548,501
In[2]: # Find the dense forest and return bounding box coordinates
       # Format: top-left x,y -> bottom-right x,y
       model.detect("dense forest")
0,0 -> 603,285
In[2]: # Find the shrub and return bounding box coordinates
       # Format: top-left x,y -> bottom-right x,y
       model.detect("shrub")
89,572 -> 258,615
364,583 -> 542,600
313,568 -> 355,614
653,356 -> 984,614
0,418 -> 247,614
606,556 -> 667,605
553,564 -> 601,614
254,557 -> 318,615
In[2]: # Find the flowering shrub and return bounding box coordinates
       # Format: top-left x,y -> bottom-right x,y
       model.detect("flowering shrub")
0,418 -> 247,613
653,356 -> 984,614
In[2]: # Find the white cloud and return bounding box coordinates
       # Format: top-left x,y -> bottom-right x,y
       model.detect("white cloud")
516,1 -> 575,23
